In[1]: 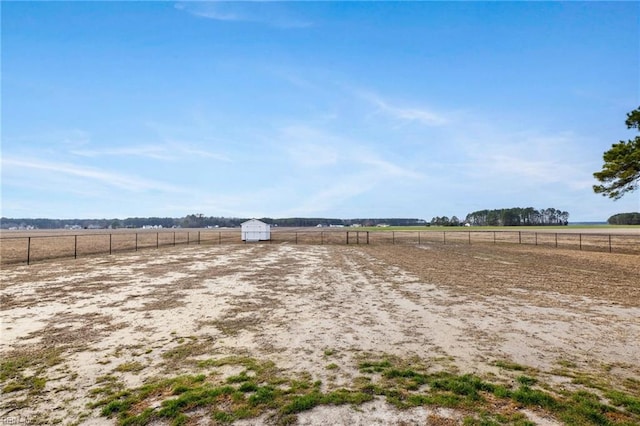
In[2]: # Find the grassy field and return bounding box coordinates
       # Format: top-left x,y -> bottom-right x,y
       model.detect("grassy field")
1,243 -> 639,425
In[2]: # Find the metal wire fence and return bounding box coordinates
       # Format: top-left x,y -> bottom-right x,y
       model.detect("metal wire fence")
1,229 -> 638,265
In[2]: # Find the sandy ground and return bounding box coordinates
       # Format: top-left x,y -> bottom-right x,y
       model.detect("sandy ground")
1,242 -> 639,425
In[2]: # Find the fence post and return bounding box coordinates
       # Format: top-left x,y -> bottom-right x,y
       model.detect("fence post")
157,233 -> 159,249
357,231 -> 360,245
609,234 -> 612,253
418,232 -> 421,245
27,237 -> 31,265
579,234 -> 582,250
219,232 -> 221,245
555,233 -> 558,248
173,232 -> 176,246
468,231 -> 471,245
135,233 -> 138,251
110,234 -> 112,255
187,232 -> 190,245
392,231 -> 395,245
346,232 -> 349,245
518,231 -> 521,244
367,231 -> 370,245
535,232 -> 538,246
75,235 -> 78,259
296,232 -> 298,244
321,232 -> 324,245
443,231 -> 446,245
198,231 -> 201,245
493,231 -> 496,245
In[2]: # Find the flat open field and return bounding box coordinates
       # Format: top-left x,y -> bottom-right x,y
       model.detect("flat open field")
1,242 -> 639,425
1,227 -> 639,265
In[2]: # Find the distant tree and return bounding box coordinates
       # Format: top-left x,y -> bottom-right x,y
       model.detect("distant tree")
487,210 -> 500,226
607,212 -> 640,225
464,207 -> 568,226
559,211 -> 570,226
430,216 -> 451,226
593,107 -> 640,200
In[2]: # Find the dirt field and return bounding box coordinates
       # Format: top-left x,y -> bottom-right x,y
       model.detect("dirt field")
1,242 -> 639,425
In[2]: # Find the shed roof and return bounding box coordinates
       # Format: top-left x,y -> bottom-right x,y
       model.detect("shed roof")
241,219 -> 269,226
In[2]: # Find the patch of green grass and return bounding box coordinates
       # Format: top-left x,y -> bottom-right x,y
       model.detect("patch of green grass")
463,412 -> 536,426
157,385 -> 236,418
512,385 -> 557,410
226,371 -> 252,383
358,359 -> 393,373
1,348 -> 63,380
493,360 -> 528,372
281,391 -> 322,414
0,347 -> 61,397
605,390 -> 640,415
93,354 -> 640,426
431,373 -> 495,401
238,381 -> 258,393
212,411 -> 234,423
248,385 -> 277,406
281,388 -> 373,415
570,373 -> 609,391
516,376 -> 537,386
326,363 -> 339,370
199,356 -> 276,375
323,388 -> 373,405
559,390 -> 615,425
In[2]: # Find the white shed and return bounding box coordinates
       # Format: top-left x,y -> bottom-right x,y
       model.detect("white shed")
241,219 -> 271,242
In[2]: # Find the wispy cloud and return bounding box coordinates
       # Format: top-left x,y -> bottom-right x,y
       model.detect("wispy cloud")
282,154 -> 426,217
70,145 -> 172,160
472,153 -> 591,189
460,130 -> 595,191
359,156 -> 426,180
279,125 -> 341,167
70,143 -> 231,162
2,157 -> 184,193
288,176 -> 375,216
273,123 -> 427,215
357,91 -> 450,127
174,2 -> 312,28
279,124 -> 426,179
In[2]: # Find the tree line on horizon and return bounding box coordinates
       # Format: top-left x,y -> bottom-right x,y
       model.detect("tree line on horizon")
0,216 -> 427,230
464,207 -> 570,226
4,209 -> 640,230
430,207 -> 570,227
607,212 -> 640,225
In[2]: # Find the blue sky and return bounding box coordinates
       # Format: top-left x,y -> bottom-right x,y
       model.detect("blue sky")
2,1 -> 639,221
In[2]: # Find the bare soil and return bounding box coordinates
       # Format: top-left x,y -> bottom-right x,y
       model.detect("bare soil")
1,242 -> 639,425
